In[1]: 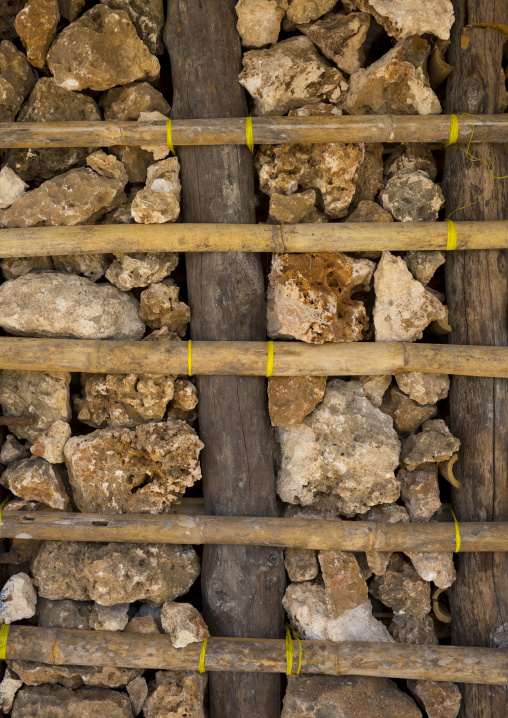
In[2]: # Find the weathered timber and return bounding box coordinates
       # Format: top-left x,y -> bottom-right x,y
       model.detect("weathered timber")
4,627 -> 508,684
0,338 -> 506,377
444,2 -> 508,717
164,1 -> 285,716
0,221 -> 507,256
1,115 -> 508,147
2,510 -> 507,552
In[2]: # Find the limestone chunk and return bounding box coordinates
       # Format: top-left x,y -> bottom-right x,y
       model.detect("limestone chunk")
401,420 -> 460,471
106,253 -> 178,292
0,167 -> 27,209
1,256 -> 54,279
172,379 -> 198,411
347,0 -> 454,41
131,188 -> 180,224
12,685 -> 135,718
407,679 -> 461,718
0,370 -> 71,443
47,5 -> 160,91
90,603 -> 130,631
395,371 -> 450,405
125,615 -> 160,634
0,273 -> 145,340
146,157 -> 181,198
52,254 -> 109,282
282,674 -> 422,718
0,668 -> 23,714
299,12 -> 370,75
14,0 -> 59,68
5,78 -> 102,183
362,503 -> 409,576
267,253 -> 373,344
389,614 -> 438,645
102,0 -> 165,55
347,199 -> 393,223
343,37 -> 441,116
0,40 -> 35,121
373,252 -> 445,342
143,671 -> 207,718
161,602 -> 210,648
57,0 -> 85,21
285,0 -> 336,25
8,660 -> 140,690
256,142 -> 365,218
283,582 -> 393,642
64,421 -> 203,514
318,550 -> 368,618
385,143 -> 437,181
33,541 -> 200,606
359,374 -> 391,407
1,168 -> 126,227
86,150 -> 129,183
236,0 -> 287,47
268,190 -> 323,224
1,456 -> 70,509
399,463 -> 441,521
0,572 -> 37,623
127,676 -> 148,716
381,385 -> 436,433
277,379 -> 401,516
30,421 -> 71,464
139,280 -> 190,334
405,250 -> 445,286
370,553 -> 431,618
101,81 -> 171,121
38,597 -> 92,630
0,434 -> 29,463
239,36 -> 347,116
284,548 -> 319,582
268,376 -> 326,428
380,170 -> 444,222
405,551 -> 456,589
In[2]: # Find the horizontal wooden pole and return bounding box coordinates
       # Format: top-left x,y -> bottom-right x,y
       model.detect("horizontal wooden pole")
3,510 -> 507,552
5,626 -> 508,684
0,339 -> 506,378
0,115 -> 507,148
0,221 -> 507,256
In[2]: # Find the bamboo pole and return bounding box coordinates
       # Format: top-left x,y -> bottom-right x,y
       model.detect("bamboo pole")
4,626 -> 508,684
0,221 -> 507,256
1,115 -> 508,148
0,339 -> 506,378
2,510 -> 507,551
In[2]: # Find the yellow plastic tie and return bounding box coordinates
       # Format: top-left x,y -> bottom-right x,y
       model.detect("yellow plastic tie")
166,119 -> 176,156
290,626 -> 302,675
198,637 -> 207,673
445,113 -> 459,148
266,341 -> 274,378
446,219 -> 457,251
187,340 -> 192,377
246,116 -> 254,154
0,624 -> 9,660
285,625 -> 295,675
451,509 -> 461,553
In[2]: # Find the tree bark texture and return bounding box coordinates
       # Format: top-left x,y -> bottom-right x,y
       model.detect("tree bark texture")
444,2 -> 508,717
164,3 -> 285,717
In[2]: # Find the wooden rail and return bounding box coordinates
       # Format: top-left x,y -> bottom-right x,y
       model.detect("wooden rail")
0,339 -> 506,377
0,115 -> 508,148
0,221 -> 507,255
3,511 -> 507,552
4,626 -> 508,684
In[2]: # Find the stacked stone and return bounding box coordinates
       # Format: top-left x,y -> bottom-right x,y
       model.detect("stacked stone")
236,1 -> 461,716
0,2 -> 208,716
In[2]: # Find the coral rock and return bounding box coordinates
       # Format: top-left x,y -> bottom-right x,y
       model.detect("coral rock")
268,376 -> 326,428
277,379 -> 401,516
33,541 -> 200,606
362,503 -> 409,576
101,82 -> 170,121
0,572 -> 37,624
347,199 -> 393,223
284,548 -> 319,582
348,0 -> 454,41
389,614 -> 438,645
161,602 -> 210,648
236,0 -> 287,47
267,253 -> 373,344
90,603 -> 130,631
405,250 -> 445,286
127,676 -> 148,716
268,190 -> 321,224
0,40 -> 35,121
359,374 -> 391,407
407,679 -> 461,718
370,553 -> 431,618
139,280 -> 190,334
401,419 -> 460,471
385,143 -> 437,181
11,685 -> 135,718
8,660 -> 140,690
47,5 -> 159,91
380,170 -> 444,222
373,252 -> 445,342
87,150 -> 129,183
405,550 -> 456,589
299,12 -> 370,75
0,166 -> 27,208
14,0 -> 59,69
143,671 -> 207,718
318,550 -> 368,618
399,463 -> 441,521
1,256 -> 54,280
30,421 -> 71,464
0,434 -> 30,463
106,253 -> 178,291
239,36 -> 347,116
1,456 -> 69,509
172,379 -> 198,412
395,371 -> 449,405
0,668 -> 23,714
131,189 -> 180,223
285,0 -> 336,25
381,385 -> 436,433
64,421 -> 203,514
38,597 -> 92,630
102,0 -> 165,54
52,254 -> 109,282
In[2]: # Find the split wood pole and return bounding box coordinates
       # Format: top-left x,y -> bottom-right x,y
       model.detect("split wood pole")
444,2 -> 508,716
0,221 -> 507,255
2,510 -> 508,552
164,2 -> 285,717
1,115 -> 508,147
4,627 -> 508,685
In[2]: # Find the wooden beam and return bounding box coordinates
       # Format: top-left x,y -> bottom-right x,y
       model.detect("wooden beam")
2,510 -> 507,552
0,221 -> 507,256
4,627 -> 508,684
1,115 -> 508,148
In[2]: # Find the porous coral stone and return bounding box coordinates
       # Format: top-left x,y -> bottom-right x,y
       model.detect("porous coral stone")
143,671 -> 207,718
370,553 -> 431,618
347,0 -> 454,41
11,685 -> 135,718
236,0 -> 288,47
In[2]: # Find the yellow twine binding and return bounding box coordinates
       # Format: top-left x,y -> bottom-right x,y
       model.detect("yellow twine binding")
187,340 -> 192,377
445,113 -> 459,147
266,341 -> 274,378
0,624 -> 9,660
166,119 -> 176,156
285,625 -> 301,676
246,117 -> 254,154
446,219 -> 457,251
451,509 -> 461,553
198,637 -> 207,673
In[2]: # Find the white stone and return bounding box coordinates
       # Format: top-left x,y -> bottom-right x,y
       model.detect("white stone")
0,668 -> 23,713
0,572 -> 37,624
0,166 -> 28,209
405,551 -> 456,589
90,603 -> 130,631
348,0 -> 454,41
236,0 -> 288,47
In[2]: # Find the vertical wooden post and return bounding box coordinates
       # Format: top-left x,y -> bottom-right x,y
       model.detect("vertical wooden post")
164,3 -> 285,717
444,2 -> 508,716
